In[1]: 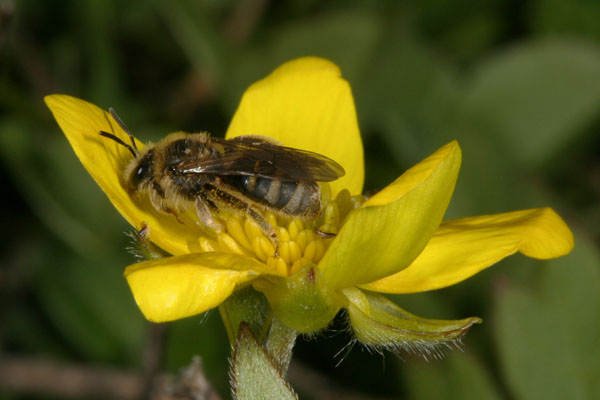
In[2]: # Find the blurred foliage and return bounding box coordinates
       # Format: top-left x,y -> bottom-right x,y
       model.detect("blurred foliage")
1,0 -> 599,399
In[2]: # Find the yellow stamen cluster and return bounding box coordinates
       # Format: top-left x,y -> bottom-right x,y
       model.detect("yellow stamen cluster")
198,213 -> 332,277
196,186 -> 364,277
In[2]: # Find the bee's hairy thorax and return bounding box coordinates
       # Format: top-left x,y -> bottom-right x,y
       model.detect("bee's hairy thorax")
158,137 -> 213,200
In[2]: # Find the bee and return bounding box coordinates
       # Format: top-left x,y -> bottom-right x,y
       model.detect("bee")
99,109 -> 345,241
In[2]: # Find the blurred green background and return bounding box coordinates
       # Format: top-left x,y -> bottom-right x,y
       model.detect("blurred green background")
1,0 -> 599,399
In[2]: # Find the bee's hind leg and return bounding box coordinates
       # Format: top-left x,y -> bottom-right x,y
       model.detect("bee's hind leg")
203,184 -> 277,245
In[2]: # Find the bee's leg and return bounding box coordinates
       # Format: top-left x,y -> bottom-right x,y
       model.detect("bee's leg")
149,181 -> 184,224
151,198 -> 184,224
204,184 -> 277,244
195,195 -> 224,233
161,207 -> 184,224
314,228 -> 337,238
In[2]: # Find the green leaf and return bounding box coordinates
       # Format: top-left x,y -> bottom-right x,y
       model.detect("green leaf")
36,253 -> 145,363
258,10 -> 379,83
154,0 -> 223,81
80,0 -> 121,103
462,38 -> 600,168
164,313 -> 230,395
494,232 -> 600,399
223,9 -> 380,113
532,0 -> 600,40
0,119 -> 114,255
231,323 -> 298,400
356,28 -> 460,164
404,352 -> 502,400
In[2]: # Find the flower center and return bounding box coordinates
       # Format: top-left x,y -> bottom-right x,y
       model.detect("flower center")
195,185 -> 364,277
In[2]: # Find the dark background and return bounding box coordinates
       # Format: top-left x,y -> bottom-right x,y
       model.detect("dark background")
1,0 -> 599,399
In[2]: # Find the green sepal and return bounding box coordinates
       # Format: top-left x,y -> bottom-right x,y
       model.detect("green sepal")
219,286 -> 271,345
344,288 -> 481,358
127,223 -> 171,260
254,265 -> 343,334
231,322 -> 298,400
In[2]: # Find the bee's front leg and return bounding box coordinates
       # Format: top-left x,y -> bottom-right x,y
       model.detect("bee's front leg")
160,206 -> 184,224
195,195 -> 224,233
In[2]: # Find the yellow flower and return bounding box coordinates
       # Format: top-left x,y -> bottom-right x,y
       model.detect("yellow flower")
45,57 -> 573,340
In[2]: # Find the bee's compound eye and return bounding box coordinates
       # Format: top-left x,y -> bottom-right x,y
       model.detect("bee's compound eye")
130,160 -> 152,188
129,151 -> 154,188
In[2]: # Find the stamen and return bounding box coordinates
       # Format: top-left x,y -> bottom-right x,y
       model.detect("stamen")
199,237 -> 218,252
267,256 -> 288,276
244,218 -> 263,241
217,233 -> 247,255
290,257 -> 312,275
251,237 -> 267,261
277,226 -> 291,243
296,229 -> 315,252
324,203 -> 339,226
252,236 -> 275,262
195,183 -> 366,277
288,241 -> 302,264
304,240 -> 318,262
313,240 -> 326,261
266,212 -> 278,228
288,218 -> 303,241
226,216 -> 252,250
259,237 -> 276,258
279,242 -> 292,265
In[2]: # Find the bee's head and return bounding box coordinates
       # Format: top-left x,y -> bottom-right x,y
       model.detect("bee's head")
99,108 -> 152,192
98,126 -> 151,192
124,149 -> 154,192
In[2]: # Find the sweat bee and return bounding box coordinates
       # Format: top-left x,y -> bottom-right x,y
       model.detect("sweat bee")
100,109 -> 345,241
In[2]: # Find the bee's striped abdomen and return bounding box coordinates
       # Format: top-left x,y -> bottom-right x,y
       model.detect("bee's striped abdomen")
243,176 -> 295,208
228,175 -> 319,218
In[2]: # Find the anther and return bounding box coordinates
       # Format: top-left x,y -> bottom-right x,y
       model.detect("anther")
217,233 -> 247,255
226,216 -> 252,250
288,218 -> 303,241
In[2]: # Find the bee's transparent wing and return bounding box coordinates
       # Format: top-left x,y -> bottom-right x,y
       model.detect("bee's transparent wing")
177,136 -> 345,182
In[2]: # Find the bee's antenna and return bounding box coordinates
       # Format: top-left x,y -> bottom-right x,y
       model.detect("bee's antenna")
109,107 -> 138,153
99,131 -> 137,158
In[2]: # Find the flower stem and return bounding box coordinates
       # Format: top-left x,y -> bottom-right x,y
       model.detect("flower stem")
221,287 -> 299,397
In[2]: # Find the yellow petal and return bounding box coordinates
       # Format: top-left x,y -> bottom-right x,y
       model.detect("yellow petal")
45,94 -> 209,255
125,252 -> 267,322
361,207 -> 574,293
319,141 -> 461,289
226,57 -> 364,196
